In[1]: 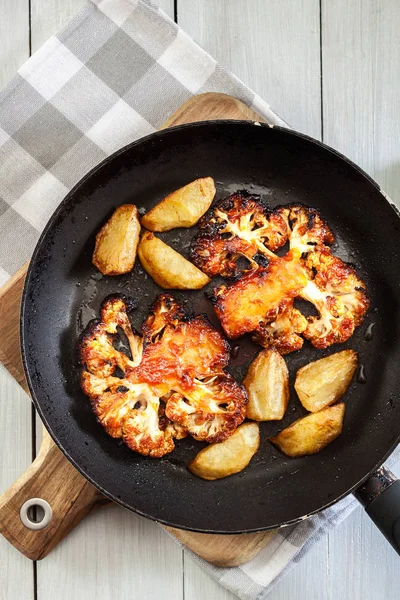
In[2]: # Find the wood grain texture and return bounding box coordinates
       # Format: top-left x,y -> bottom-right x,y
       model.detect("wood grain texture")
161,92 -> 264,128
157,0 -> 174,19
0,365 -> 34,599
37,504 -> 184,600
0,430 -> 109,560
322,0 -> 400,206
31,0 -> 86,52
0,1 -> 33,597
179,0 -> 321,139
0,263 -> 29,392
31,0 -> 174,52
0,93 -> 276,568
0,0 -> 29,90
165,528 -> 276,568
319,2 -> 400,598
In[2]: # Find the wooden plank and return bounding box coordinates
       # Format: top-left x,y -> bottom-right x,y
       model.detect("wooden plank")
0,0 -> 29,89
157,0 -> 174,20
264,537 -> 329,600
322,0 -> 400,205
0,1 -> 34,599
322,3 -> 400,598
37,505 -> 183,600
178,0 -> 321,139
327,504 -> 400,600
0,264 -> 29,392
0,366 -> 34,599
31,0 -> 85,52
30,0 -> 175,54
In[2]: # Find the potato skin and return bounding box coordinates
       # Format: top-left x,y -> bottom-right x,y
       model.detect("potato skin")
188,422 -> 260,480
93,204 -> 140,275
244,349 -> 289,420
141,177 -> 216,231
138,231 -> 211,289
269,403 -> 345,457
295,350 -> 358,413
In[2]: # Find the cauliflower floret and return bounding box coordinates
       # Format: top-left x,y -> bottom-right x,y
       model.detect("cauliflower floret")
191,191 -> 288,276
165,375 -> 247,443
212,255 -> 308,339
122,387 -> 175,457
195,194 -> 367,354
136,294 -> 230,393
100,294 -> 143,366
80,293 -> 247,456
300,246 -> 369,348
79,321 -> 136,378
252,299 -> 308,354
276,204 -> 335,255
79,295 -> 143,378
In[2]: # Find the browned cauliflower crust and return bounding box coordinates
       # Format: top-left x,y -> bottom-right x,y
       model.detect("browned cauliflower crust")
252,299 -> 308,355
80,294 -> 247,457
300,246 -> 370,348
276,204 -> 335,254
190,191 -> 288,277
194,196 -> 369,353
165,375 -> 247,443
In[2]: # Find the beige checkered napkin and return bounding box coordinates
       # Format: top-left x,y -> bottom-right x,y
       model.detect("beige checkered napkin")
0,2 -> 398,599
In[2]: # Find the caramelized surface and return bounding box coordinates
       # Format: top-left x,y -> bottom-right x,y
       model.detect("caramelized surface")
192,194 -> 369,353
80,294 -> 247,457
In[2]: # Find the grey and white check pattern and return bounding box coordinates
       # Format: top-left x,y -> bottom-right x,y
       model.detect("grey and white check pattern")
0,1 -> 398,598
0,0 -> 284,287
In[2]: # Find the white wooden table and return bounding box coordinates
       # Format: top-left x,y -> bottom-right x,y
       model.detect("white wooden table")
1,1 -> 400,598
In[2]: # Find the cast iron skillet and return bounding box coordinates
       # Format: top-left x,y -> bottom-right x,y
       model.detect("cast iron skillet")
21,121 -> 400,552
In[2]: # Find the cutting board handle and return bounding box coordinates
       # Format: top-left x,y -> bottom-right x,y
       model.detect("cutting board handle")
0,428 -> 109,560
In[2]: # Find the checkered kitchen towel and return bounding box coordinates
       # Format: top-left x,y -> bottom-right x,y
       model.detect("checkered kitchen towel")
0,1 -> 399,598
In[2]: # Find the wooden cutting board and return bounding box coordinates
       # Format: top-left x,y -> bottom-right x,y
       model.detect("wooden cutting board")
0,92 -> 276,566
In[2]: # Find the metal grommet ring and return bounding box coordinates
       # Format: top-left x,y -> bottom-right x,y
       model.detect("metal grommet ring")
20,498 -> 53,530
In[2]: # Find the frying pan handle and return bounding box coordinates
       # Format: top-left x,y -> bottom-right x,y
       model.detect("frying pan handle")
354,466 -> 400,555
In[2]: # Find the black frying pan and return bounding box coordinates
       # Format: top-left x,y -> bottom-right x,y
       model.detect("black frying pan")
21,121 -> 400,552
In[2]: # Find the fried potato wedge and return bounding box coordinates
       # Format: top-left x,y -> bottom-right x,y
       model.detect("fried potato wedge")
93,204 -> 140,275
138,231 -> 211,289
244,349 -> 289,420
295,350 -> 358,413
270,403 -> 345,457
141,177 -> 216,231
188,422 -> 260,480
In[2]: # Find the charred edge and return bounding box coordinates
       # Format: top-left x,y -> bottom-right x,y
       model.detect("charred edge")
78,319 -> 104,359
100,293 -> 138,312
253,252 -> 270,267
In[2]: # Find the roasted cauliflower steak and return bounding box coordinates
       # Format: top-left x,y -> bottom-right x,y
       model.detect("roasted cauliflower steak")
191,193 -> 369,353
80,293 -> 247,457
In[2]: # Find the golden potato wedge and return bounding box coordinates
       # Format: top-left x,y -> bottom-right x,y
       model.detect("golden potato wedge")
93,204 -> 140,276
138,231 -> 210,289
188,422 -> 260,480
141,177 -> 216,231
295,350 -> 358,413
270,403 -> 345,457
243,349 -> 289,421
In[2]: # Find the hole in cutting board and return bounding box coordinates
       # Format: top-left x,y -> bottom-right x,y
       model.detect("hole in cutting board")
20,498 -> 53,530
27,504 -> 45,524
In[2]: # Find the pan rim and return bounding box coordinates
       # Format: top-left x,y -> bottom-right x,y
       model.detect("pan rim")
20,119 -> 400,534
